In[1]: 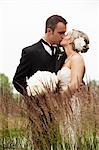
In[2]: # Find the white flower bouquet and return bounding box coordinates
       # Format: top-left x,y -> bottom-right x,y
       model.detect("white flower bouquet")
27,71 -> 58,96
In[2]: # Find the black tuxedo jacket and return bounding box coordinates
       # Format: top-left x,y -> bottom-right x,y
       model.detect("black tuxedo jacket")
13,39 -> 67,94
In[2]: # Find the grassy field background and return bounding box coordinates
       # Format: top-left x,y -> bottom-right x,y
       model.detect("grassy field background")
0,79 -> 99,150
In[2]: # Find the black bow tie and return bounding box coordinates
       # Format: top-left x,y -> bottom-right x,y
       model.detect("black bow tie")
41,39 -> 56,56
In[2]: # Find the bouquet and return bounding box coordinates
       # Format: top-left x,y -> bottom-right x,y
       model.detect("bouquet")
27,71 -> 58,96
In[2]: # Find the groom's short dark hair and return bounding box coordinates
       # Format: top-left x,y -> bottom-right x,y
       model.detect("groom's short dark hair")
45,15 -> 67,33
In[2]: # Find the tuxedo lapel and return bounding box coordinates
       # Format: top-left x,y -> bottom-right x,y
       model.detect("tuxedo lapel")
37,40 -> 66,73
55,46 -> 67,73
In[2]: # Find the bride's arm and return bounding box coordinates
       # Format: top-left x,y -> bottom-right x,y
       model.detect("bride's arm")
68,55 -> 85,92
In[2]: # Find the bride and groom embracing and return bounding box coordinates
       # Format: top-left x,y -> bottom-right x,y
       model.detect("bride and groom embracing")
13,15 -> 89,96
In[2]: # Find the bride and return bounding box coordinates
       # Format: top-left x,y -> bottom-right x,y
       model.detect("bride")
57,29 -> 89,144
27,29 -> 89,96
57,29 -> 89,93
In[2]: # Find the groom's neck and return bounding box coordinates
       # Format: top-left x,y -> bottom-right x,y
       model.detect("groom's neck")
43,34 -> 54,45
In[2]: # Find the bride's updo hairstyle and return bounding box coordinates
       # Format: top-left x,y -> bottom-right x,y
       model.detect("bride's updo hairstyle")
70,29 -> 89,53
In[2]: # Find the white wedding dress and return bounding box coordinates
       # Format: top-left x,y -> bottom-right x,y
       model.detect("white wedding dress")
57,66 -> 71,89
57,65 -> 80,117
57,66 -> 81,145
57,64 -> 80,119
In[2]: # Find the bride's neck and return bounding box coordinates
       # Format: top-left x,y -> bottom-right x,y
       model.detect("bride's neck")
64,46 -> 76,58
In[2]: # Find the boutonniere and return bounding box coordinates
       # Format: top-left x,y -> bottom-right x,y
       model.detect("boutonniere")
57,46 -> 65,60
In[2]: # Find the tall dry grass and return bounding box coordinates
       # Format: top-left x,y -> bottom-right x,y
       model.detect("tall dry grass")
0,81 -> 99,149
23,82 -> 99,149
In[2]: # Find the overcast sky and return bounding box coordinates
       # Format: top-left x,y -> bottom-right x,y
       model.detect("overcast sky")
0,0 -> 99,83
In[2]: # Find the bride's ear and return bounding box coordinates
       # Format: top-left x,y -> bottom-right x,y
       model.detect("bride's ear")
69,37 -> 73,44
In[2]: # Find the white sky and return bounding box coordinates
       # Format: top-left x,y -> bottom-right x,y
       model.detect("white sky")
0,0 -> 99,83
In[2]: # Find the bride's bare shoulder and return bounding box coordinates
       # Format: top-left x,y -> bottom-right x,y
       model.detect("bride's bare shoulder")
72,53 -> 84,60
71,54 -> 85,65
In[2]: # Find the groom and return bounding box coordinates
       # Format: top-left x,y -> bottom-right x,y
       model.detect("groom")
13,15 -> 67,94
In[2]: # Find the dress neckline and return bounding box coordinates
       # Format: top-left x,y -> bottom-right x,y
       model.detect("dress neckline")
61,66 -> 71,71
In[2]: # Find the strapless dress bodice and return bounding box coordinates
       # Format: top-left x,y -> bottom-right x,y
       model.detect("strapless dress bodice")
57,67 -> 71,88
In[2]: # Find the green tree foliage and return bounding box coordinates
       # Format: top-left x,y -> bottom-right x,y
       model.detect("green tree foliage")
0,73 -> 13,96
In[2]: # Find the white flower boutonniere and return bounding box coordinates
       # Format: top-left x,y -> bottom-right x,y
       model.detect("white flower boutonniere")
57,46 -> 65,60
59,47 -> 64,53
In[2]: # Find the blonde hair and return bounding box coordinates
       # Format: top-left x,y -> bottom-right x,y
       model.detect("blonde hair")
71,29 -> 89,53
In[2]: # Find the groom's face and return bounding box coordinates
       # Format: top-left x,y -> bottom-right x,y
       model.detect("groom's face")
51,22 -> 67,44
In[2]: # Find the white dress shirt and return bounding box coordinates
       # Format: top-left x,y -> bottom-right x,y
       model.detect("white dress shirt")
42,43 -> 52,55
41,39 -> 56,56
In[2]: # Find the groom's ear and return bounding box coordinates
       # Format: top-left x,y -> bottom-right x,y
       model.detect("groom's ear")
47,28 -> 53,34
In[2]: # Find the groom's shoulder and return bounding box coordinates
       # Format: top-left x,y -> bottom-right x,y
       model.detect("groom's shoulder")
22,40 -> 41,54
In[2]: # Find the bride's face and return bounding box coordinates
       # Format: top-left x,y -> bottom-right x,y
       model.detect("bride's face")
60,32 -> 72,46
